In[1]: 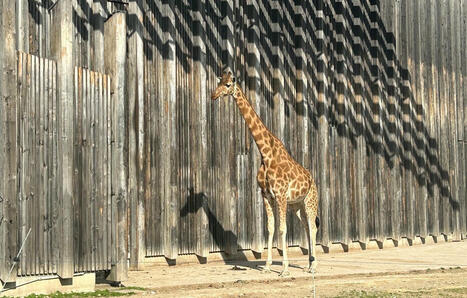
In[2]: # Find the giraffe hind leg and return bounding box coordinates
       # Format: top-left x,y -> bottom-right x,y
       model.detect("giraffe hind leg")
277,200 -> 290,277
262,195 -> 274,273
309,216 -> 318,270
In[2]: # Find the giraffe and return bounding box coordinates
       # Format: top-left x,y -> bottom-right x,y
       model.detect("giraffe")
211,71 -> 319,276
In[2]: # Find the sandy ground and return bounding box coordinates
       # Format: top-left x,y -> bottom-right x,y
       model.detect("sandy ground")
100,240 -> 467,297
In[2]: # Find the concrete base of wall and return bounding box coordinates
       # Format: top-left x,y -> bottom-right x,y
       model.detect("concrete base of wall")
1,273 -> 95,297
141,233 -> 462,268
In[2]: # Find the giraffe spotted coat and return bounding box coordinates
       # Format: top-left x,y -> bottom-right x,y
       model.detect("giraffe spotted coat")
211,72 -> 319,276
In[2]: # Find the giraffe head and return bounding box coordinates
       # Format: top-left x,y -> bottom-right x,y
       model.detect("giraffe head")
211,71 -> 237,100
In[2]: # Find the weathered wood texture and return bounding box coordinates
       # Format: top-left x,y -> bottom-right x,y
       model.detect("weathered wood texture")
0,0 -> 466,276
73,66 -> 113,273
16,52 -> 58,277
138,0 -> 466,258
137,0 -> 466,256
0,0 -> 18,283
50,0 -> 74,279
13,53 -> 115,277
104,11 -> 128,282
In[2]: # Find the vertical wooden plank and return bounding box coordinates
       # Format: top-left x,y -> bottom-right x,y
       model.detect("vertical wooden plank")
448,0 -> 461,241
91,70 -> 97,271
399,0 -> 414,244
17,52 -> 25,277
16,0 -> 29,53
335,0 -> 350,248
316,0 -> 330,250
50,0 -> 74,279
415,0 -> 428,241
105,11 -> 128,282
28,54 -> 36,276
154,0 -> 167,256
127,0 -> 146,270
90,0 -> 105,72
348,0 -> 368,248
73,66 -> 82,273
82,68 -> 89,272
31,54 -> 39,275
145,0 -> 155,257
420,0 -> 430,241
385,0 -> 402,246
96,72 -> 104,270
427,0 -> 440,240
46,57 -> 53,274
105,75 -> 112,268
38,56 -> 45,275
410,0 -> 427,240
151,0 -> 163,256
44,56 -> 50,274
437,0 -> 450,240
23,53 -> 32,276
51,60 -> 58,273
191,0 -> 210,259
28,0 -> 37,56
174,0 -> 189,254
91,70 -> 97,270
460,0 -> 467,238
157,0 -> 179,262
44,57 -> 50,274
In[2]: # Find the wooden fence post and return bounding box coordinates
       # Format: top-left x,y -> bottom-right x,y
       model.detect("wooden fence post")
0,0 -> 17,285
105,11 -> 128,282
192,0 -> 210,260
50,0 -> 74,280
295,1 -> 309,251
159,0 -> 178,262
127,0 -> 146,271
316,0 -> 330,252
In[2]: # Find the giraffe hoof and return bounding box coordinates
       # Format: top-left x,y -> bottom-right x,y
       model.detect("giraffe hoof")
304,267 -> 317,274
279,270 -> 290,277
304,263 -> 318,273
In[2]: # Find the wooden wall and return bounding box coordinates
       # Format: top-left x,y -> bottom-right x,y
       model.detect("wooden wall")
129,0 -> 466,261
0,0 -> 465,280
132,0 -> 467,261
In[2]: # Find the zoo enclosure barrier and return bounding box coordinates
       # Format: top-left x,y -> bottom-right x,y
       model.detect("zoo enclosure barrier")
0,0 -> 466,286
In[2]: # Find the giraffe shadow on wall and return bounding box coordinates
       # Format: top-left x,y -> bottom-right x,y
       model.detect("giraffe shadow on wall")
181,188 -> 247,262
181,188 -> 304,272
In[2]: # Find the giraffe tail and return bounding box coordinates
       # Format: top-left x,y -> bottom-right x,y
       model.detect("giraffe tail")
315,216 -> 320,229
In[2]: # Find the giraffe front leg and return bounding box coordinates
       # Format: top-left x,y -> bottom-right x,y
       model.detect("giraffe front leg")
310,217 -> 318,270
278,205 -> 289,277
262,196 -> 274,273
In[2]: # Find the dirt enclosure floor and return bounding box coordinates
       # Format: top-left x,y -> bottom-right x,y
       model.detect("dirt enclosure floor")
101,240 -> 467,297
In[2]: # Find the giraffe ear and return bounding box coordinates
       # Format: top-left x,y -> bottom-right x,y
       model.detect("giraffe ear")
216,77 -> 221,84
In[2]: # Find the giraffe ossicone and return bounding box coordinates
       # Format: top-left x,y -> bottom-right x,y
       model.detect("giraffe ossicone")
211,72 -> 320,276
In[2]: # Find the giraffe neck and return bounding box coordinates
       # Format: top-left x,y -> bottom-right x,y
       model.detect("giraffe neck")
233,84 -> 272,158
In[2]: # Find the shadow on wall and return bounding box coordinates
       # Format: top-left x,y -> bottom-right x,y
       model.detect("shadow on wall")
180,188 -> 250,264
181,188 -> 311,270
29,0 -> 459,211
